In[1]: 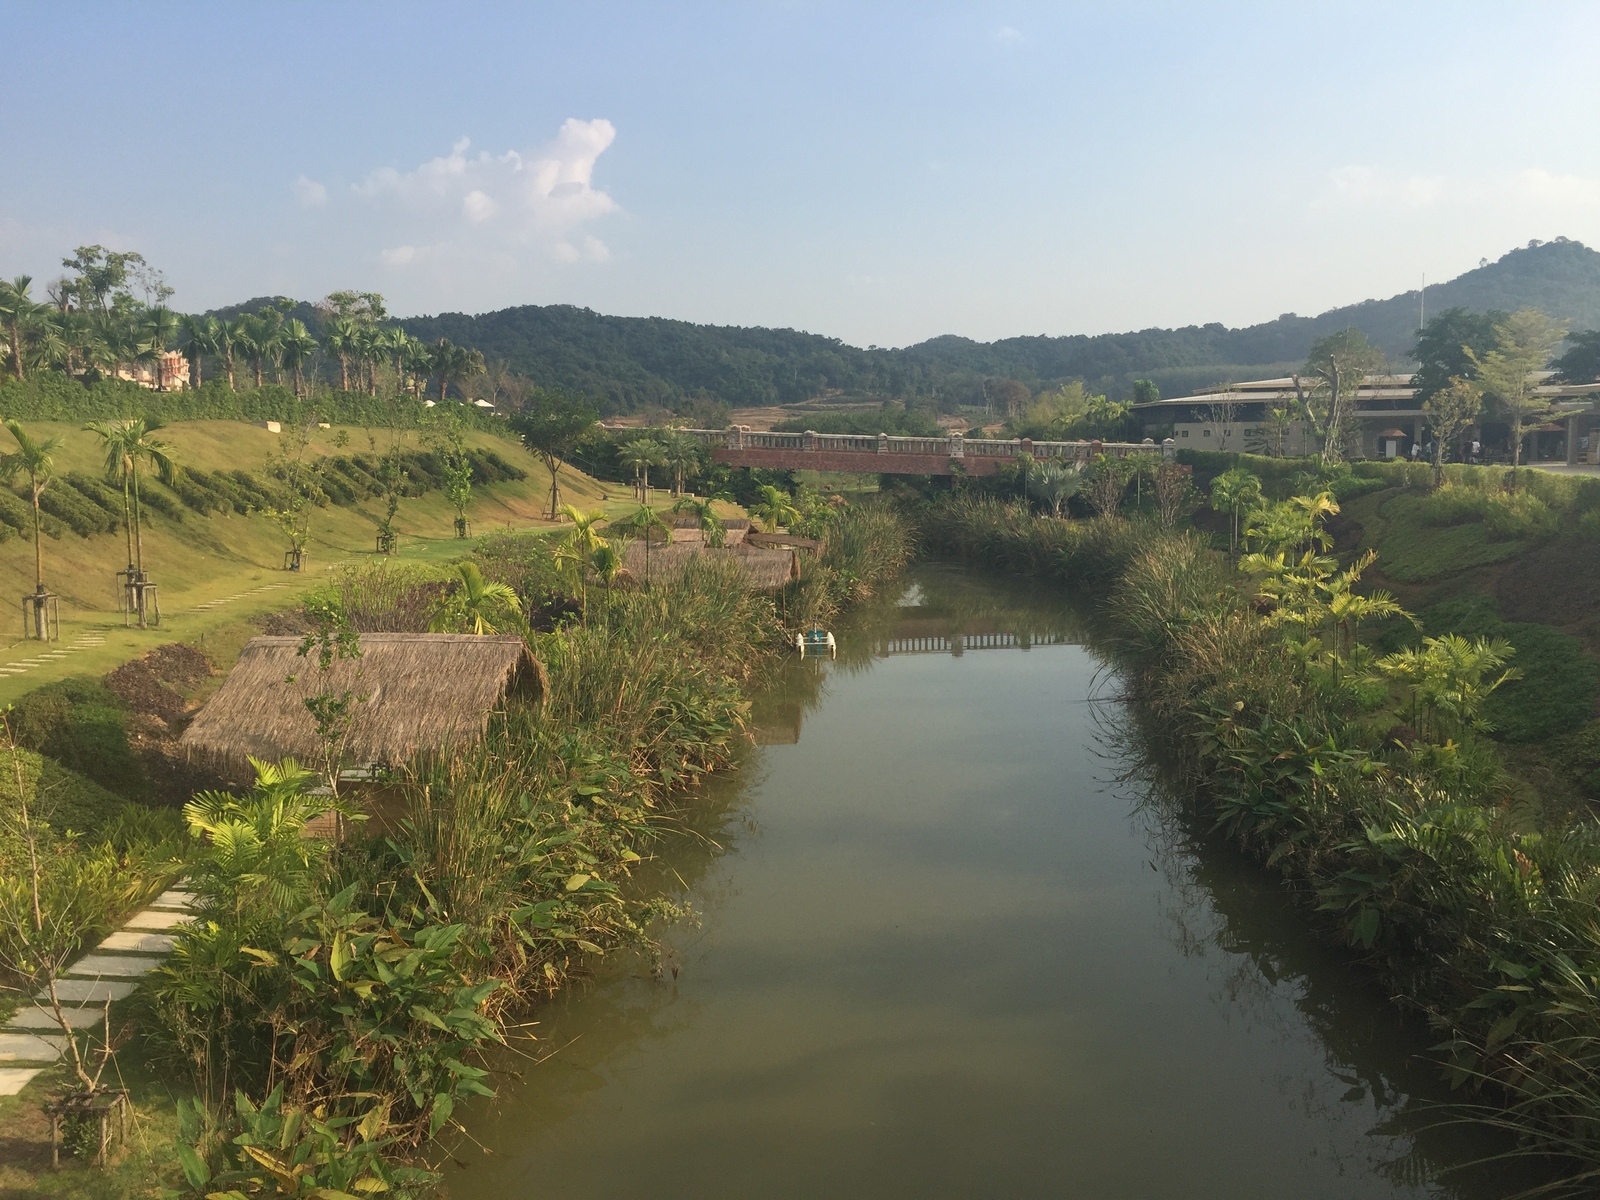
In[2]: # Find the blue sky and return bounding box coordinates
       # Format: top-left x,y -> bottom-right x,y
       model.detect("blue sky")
4,2 -> 1600,346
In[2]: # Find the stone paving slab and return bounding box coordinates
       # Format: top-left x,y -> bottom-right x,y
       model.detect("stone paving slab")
0,1033 -> 66,1063
98,929 -> 176,954
0,1067 -> 42,1096
4,1004 -> 104,1031
150,890 -> 197,910
62,954 -> 164,979
124,908 -> 194,931
36,979 -> 138,1005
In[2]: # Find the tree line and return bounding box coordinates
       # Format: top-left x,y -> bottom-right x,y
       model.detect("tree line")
0,247 -> 494,405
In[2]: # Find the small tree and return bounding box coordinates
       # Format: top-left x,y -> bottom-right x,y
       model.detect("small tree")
1293,329 -> 1385,464
1209,467 -> 1262,555
1033,462 -> 1081,517
1152,461 -> 1197,530
292,593 -> 364,798
1200,397 -> 1243,453
265,420 -> 324,570
748,484 -> 801,531
0,420 -> 61,595
513,390 -> 598,519
1422,376 -> 1483,489
618,438 -> 667,503
1083,455 -> 1132,518
1467,307 -> 1568,485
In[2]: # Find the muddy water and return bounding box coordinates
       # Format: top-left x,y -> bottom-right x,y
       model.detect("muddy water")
447,565 -> 1523,1199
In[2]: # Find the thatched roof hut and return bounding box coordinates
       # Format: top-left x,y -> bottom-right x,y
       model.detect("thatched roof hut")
621,541 -> 799,591
666,517 -> 752,546
179,633 -> 539,780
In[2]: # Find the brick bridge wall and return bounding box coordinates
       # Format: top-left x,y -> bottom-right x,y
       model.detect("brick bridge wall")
714,448 -> 1010,476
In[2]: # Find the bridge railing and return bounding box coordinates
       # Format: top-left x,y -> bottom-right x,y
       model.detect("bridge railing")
663,428 -> 1172,461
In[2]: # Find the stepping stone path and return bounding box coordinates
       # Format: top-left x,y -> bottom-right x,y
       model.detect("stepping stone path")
0,886 -> 195,1096
0,629 -> 110,678
188,581 -> 291,614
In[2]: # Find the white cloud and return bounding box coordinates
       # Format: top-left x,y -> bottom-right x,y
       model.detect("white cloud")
1323,165 -> 1443,209
993,25 -> 1023,45
305,119 -> 619,282
1513,168 -> 1600,207
293,175 -> 328,209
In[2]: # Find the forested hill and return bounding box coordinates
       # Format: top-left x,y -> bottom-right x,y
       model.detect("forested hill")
394,237 -> 1600,412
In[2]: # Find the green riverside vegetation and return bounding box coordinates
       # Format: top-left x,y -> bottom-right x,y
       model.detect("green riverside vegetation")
0,499 -> 911,1195
919,477 -> 1600,1185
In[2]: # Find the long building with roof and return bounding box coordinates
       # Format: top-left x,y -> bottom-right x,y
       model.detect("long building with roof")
1133,373 -> 1600,464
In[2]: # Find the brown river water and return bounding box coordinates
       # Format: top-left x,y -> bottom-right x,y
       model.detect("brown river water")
443,564 -> 1531,1200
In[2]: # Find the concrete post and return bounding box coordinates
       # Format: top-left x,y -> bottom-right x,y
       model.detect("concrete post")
803,430 -> 816,451
1163,437 -> 1176,461
948,431 -> 965,458
1568,413 -> 1580,465
878,432 -> 889,454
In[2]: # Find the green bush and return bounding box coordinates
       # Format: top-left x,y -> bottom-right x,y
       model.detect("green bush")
1416,486 -> 1559,540
9,678 -> 148,799
1423,595 -> 1598,741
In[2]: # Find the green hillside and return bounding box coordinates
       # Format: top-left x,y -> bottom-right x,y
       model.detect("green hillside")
397,238 -> 1600,411
0,420 -> 627,704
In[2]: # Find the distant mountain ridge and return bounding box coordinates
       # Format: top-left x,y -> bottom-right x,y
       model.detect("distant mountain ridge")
237,238 -> 1600,414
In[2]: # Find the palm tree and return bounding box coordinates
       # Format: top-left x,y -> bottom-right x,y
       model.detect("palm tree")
1033,463 -> 1082,518
671,495 -> 728,546
177,313 -> 219,388
660,430 -> 699,497
1208,467 -> 1262,556
0,276 -> 36,380
0,420 -> 61,597
748,484 -> 801,531
399,335 -> 432,399
322,315 -> 358,392
431,338 -> 485,402
279,319 -> 317,398
220,317 -> 246,388
611,503 -> 672,584
428,561 -> 524,635
85,418 -> 179,578
555,505 -> 611,621
354,324 -> 385,394
140,306 -> 181,389
618,438 -> 667,502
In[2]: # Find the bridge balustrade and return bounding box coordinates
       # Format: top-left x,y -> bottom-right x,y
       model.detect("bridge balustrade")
668,428 -> 1170,464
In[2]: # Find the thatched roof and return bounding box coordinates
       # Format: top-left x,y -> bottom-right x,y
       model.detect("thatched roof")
180,634 -> 538,779
621,541 -> 798,590
745,531 -> 825,555
665,517 -> 751,546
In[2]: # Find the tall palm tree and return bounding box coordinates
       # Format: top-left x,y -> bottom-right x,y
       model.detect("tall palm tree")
85,420 -> 137,571
432,338 -> 485,402
136,306 -> 181,390
220,317 -> 246,388
279,319 -> 318,398
0,276 -> 37,380
354,324 -> 385,394
400,335 -> 432,399
618,438 -> 667,503
0,420 -> 61,595
660,430 -> 699,497
177,313 -> 219,388
85,418 -> 179,577
322,315 -> 358,391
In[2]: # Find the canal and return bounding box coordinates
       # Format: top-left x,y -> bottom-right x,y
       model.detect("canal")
446,564 -> 1521,1199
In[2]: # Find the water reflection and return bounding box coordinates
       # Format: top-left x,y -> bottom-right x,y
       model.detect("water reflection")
444,564 -> 1538,1200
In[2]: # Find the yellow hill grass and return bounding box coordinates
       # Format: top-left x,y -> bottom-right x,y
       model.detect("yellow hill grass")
0,420 -> 644,702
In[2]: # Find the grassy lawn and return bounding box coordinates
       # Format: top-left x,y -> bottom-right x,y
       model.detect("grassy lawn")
0,420 -> 653,705
1348,488 -> 1540,583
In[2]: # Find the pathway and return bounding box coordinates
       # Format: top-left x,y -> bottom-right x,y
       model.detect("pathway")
0,886 -> 196,1096
0,628 -> 109,680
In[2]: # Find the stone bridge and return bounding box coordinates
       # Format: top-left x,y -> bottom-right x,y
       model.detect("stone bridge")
655,428 -> 1174,477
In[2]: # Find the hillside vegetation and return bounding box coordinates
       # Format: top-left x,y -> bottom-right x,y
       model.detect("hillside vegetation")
399,239 -> 1600,411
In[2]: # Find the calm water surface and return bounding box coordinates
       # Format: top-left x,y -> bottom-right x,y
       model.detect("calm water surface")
446,565 -> 1523,1200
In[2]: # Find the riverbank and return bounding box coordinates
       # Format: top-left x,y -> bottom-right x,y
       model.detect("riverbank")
0,502 -> 911,1195
919,492 -> 1600,1187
